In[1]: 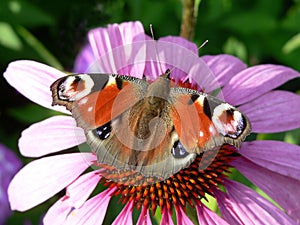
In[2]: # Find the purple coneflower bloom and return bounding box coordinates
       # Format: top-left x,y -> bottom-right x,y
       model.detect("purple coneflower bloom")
0,144 -> 22,225
4,21 -> 300,224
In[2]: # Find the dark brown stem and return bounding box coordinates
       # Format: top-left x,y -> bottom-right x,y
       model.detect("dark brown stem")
180,0 -> 198,41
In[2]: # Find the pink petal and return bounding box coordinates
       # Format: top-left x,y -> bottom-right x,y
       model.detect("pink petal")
66,187 -> 116,225
159,36 -> 198,54
8,153 -> 95,211
214,190 -> 242,225
201,54 -> 247,87
216,180 -> 296,225
221,64 -> 299,105
232,157 -> 300,223
112,201 -> 134,225
160,207 -> 174,225
136,207 -> 152,225
88,21 -> 146,76
144,37 -> 219,92
73,45 -> 95,73
240,90 -> 300,133
3,60 -> 70,114
239,140 -> 300,179
19,116 -> 86,157
196,202 -> 230,225
176,206 -> 194,225
43,171 -> 101,224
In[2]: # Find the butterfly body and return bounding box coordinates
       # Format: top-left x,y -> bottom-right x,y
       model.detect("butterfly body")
51,72 -> 251,181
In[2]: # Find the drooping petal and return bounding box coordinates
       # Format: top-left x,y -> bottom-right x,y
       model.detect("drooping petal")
238,140 -> 300,179
160,207 -> 174,225
201,54 -> 247,87
65,187 -> 116,225
73,45 -> 95,73
240,90 -> 300,133
88,21 -> 146,76
43,171 -> 101,225
19,115 -> 86,157
136,207 -> 152,225
195,202 -> 230,225
3,60 -> 69,114
221,64 -> 299,105
175,206 -> 194,225
8,153 -> 95,211
112,201 -> 134,225
215,180 -> 296,225
232,157 -> 300,223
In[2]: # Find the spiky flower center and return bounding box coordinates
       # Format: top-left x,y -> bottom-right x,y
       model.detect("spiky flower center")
99,144 -> 236,214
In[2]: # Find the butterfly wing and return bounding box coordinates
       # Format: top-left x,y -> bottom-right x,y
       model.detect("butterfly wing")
51,73 -> 196,180
169,87 -> 251,154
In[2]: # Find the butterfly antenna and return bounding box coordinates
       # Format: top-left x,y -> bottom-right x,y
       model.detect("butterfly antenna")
149,24 -> 165,75
199,39 -> 208,50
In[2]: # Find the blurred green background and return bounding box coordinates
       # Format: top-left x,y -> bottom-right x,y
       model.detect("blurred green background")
1,0 -> 300,224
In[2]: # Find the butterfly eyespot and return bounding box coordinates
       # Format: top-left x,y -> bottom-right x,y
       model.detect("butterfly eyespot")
94,121 -> 112,140
172,140 -> 189,158
225,112 -> 247,139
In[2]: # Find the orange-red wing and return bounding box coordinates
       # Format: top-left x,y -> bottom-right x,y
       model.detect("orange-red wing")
71,76 -> 146,129
170,93 -> 224,154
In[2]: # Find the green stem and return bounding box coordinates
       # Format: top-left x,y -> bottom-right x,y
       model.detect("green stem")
180,0 -> 201,41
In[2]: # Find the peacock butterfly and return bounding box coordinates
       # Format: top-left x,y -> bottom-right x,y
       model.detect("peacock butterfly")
50,70 -> 251,181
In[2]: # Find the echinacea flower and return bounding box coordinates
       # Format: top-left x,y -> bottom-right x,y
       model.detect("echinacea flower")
0,144 -> 22,225
4,21 -> 300,224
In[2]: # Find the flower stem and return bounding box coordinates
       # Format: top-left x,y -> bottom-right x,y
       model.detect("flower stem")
180,0 -> 201,41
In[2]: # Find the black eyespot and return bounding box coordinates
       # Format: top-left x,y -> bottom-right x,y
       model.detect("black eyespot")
172,141 -> 189,158
94,121 -> 111,140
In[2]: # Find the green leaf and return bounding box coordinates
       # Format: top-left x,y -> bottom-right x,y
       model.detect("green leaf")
282,32 -> 300,54
201,193 -> 218,213
282,4 -> 300,31
0,22 -> 22,50
0,0 -> 54,27
8,104 -> 60,124
284,128 -> 300,145
221,12 -> 277,34
15,25 -> 63,69
223,36 -> 247,62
